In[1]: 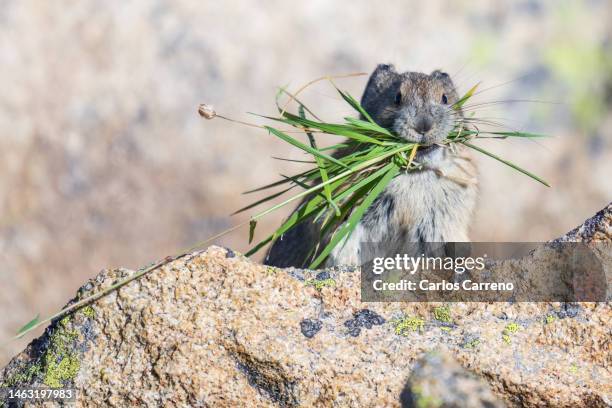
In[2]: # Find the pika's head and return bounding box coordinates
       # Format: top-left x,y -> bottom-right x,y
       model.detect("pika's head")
361,64 -> 461,146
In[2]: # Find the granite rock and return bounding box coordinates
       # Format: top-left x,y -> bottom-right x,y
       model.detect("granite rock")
1,204 -> 611,407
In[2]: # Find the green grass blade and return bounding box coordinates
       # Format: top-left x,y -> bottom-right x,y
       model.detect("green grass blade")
462,141 -> 550,187
271,156 -> 317,164
300,105 -> 341,216
343,117 -> 392,136
333,86 -> 377,124
486,131 -> 549,138
306,178 -> 379,266
454,83 -> 480,110
243,167 -> 319,194
265,126 -> 349,169
16,314 -> 40,338
279,173 -> 341,206
233,186 -> 294,215
308,161 -> 401,268
248,220 -> 257,243
277,112 -> 386,145
319,143 -> 350,151
244,188 -> 330,257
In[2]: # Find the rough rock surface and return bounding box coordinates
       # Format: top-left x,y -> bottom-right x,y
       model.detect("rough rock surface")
1,204 -> 611,407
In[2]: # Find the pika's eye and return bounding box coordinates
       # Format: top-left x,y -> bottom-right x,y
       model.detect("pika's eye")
441,94 -> 448,105
394,91 -> 402,105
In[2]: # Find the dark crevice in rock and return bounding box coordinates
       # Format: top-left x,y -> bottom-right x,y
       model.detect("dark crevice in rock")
233,351 -> 299,407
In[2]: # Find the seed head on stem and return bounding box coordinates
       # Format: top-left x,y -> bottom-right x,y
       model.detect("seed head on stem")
198,104 -> 217,119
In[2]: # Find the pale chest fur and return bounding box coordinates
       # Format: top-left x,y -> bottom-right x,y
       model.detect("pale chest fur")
326,149 -> 477,267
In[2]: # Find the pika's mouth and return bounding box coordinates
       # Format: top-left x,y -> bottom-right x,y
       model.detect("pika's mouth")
416,144 -> 441,157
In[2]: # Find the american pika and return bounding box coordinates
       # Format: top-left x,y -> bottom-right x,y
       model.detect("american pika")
265,64 -> 478,268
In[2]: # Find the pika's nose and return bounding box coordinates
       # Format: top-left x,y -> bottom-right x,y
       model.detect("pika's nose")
414,117 -> 432,134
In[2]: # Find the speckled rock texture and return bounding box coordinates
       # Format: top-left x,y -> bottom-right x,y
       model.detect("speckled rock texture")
1,204 -> 611,407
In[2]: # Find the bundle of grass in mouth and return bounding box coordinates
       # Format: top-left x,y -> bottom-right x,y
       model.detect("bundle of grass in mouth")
200,71 -> 548,269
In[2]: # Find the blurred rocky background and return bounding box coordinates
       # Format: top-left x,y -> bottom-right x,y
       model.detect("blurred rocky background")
0,0 -> 611,365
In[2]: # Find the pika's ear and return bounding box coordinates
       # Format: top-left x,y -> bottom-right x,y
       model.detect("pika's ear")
361,64 -> 397,112
431,70 -> 454,87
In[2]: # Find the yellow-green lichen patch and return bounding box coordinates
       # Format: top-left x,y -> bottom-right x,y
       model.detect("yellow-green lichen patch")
305,278 -> 336,291
42,320 -> 81,388
82,306 -> 95,318
265,266 -> 279,276
2,317 -> 83,390
393,316 -> 425,335
440,326 -> 452,333
1,361 -> 42,388
502,322 -> 521,344
43,351 -> 80,388
545,314 -> 556,324
433,306 -> 452,323
569,363 -> 579,374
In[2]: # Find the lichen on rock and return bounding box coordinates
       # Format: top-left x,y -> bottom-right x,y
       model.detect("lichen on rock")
432,305 -> 452,323
393,315 -> 425,335
1,306 -> 95,393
